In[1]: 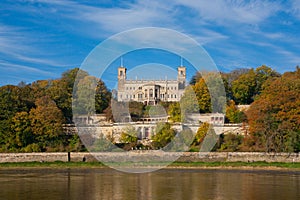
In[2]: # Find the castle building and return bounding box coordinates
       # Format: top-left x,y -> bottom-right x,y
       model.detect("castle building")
117,65 -> 186,105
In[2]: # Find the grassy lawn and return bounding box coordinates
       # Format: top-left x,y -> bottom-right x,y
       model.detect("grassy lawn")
0,161 -> 299,170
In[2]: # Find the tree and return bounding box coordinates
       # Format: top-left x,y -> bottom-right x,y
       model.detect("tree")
73,75 -> 98,115
119,126 -> 139,150
47,68 -> 88,123
255,65 -> 280,94
0,85 -> 29,151
95,79 -> 111,114
246,67 -> 300,152
168,102 -> 181,122
231,66 -> 280,105
193,78 -> 211,113
151,123 -> 176,148
232,69 -> 257,104
189,72 -> 202,85
30,96 -> 65,149
218,133 -> 243,152
190,122 -> 219,152
192,72 -> 226,113
129,101 -> 145,120
225,100 -> 246,123
180,85 -> 199,114
194,122 -> 210,145
10,111 -> 34,149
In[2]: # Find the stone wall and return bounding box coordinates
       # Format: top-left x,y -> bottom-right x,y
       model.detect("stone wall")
0,152 -> 299,163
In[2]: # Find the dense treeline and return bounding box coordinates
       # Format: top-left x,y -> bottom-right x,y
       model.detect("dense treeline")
0,65 -> 299,152
187,65 -> 299,152
0,68 -> 111,152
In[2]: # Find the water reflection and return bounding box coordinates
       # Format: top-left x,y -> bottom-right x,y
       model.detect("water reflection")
0,168 -> 299,200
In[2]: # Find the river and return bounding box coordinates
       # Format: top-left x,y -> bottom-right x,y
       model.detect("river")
0,168 -> 299,200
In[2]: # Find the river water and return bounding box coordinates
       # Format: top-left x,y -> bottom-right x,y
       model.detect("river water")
0,168 -> 299,200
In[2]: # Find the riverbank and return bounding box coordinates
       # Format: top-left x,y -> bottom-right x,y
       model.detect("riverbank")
1,152 -> 300,163
1,161 -> 300,171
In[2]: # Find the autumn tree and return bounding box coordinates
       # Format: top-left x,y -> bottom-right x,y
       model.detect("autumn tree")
0,85 -> 29,151
30,96 -> 65,150
10,111 -> 33,150
193,78 -> 211,113
168,102 -> 181,122
194,122 -> 210,145
246,67 -> 300,152
190,122 -> 219,152
225,100 -> 246,123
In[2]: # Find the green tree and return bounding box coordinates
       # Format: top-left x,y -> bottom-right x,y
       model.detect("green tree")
232,69 -> 257,104
231,66 -> 280,105
120,126 -> 139,144
180,85 -> 199,114
151,123 -> 176,148
95,79 -> 111,114
255,65 -> 280,94
129,101 -> 145,120
119,126 -> 139,150
48,68 -> 88,122
73,75 -> 98,115
218,133 -> 243,152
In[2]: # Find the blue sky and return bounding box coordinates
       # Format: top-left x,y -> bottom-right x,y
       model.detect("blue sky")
1,0 -> 300,89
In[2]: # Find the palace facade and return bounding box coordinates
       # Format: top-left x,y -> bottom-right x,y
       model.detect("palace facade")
117,65 -> 186,105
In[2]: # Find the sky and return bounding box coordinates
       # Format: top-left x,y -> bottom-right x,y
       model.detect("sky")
1,0 -> 300,89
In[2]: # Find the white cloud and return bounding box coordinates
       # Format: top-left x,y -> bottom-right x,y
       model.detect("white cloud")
0,60 -> 55,76
30,0 -> 228,44
0,22 -> 75,67
291,0 -> 300,19
173,0 -> 281,25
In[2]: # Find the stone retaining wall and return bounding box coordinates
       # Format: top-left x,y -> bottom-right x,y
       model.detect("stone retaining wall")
0,152 -> 299,163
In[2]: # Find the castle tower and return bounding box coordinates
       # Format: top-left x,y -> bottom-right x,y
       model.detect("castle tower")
118,67 -> 126,81
118,67 -> 126,101
177,66 -> 186,89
